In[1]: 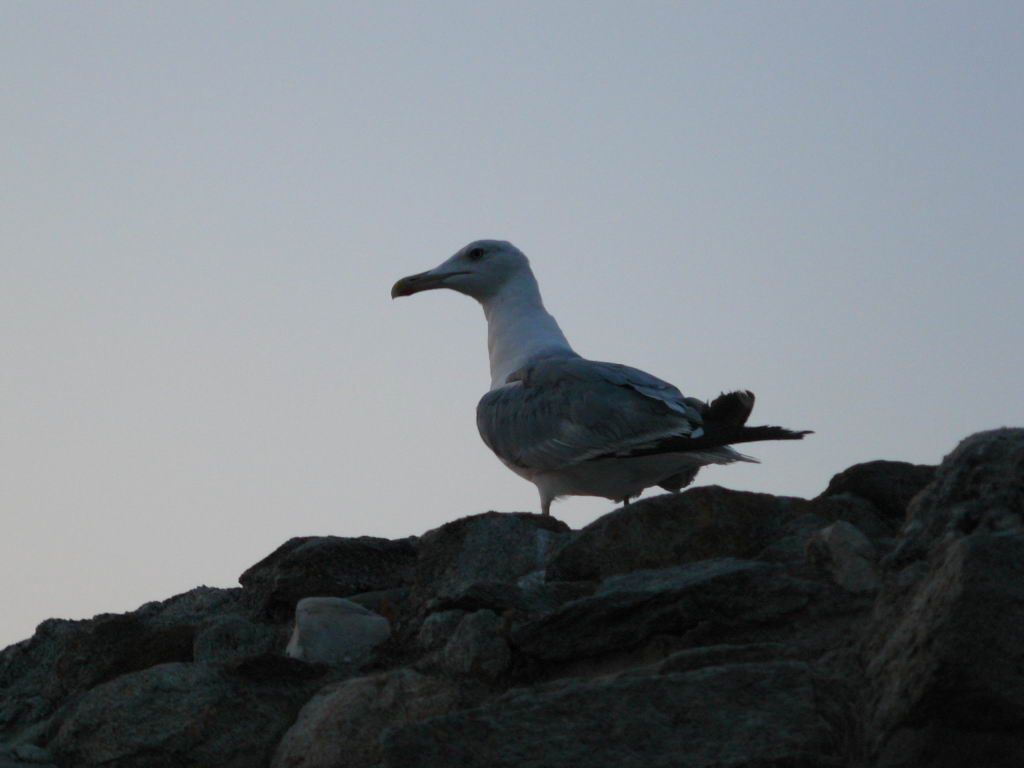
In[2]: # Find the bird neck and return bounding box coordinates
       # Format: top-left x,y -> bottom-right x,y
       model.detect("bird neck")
481,272 -> 575,390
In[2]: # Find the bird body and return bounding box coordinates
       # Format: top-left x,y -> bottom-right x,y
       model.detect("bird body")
392,240 -> 810,515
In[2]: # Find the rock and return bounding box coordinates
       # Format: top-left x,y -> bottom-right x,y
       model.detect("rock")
414,513 -> 570,602
818,460 -> 936,522
651,642 -> 797,674
512,559 -> 813,670
51,660 -> 327,768
0,743 -> 54,767
429,581 -> 529,614
546,486 -> 804,582
430,579 -> 595,619
806,492 -> 894,541
8,744 -> 51,764
807,521 -> 880,593
5,428 -> 1021,767
416,610 -> 467,652
892,428 -> 1024,564
270,668 -> 479,768
193,615 -> 281,664
856,430 -> 1024,766
285,597 -> 390,666
754,511 -> 834,564
240,536 -> 418,621
440,610 -> 511,680
0,586 -> 268,745
382,661 -> 840,768
343,588 -> 408,623
865,533 -> 1024,767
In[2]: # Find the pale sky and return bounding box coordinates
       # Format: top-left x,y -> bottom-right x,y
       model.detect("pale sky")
2,2 -> 1022,648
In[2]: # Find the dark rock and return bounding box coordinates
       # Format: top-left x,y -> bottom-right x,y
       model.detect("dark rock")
864,534 -> 1024,767
892,428 -> 1024,564
416,610 -> 467,652
344,588 -> 409,623
512,559 -> 814,670
430,579 -> 596,619
430,581 -> 530,614
240,536 -> 418,621
648,642 -> 798,674
0,742 -> 55,768
546,486 -> 811,582
5,428 -> 1020,768
753,510 -> 834,564
382,661 -> 841,768
0,587 -> 263,746
440,610 -> 511,680
819,460 -> 937,522
193,615 -> 281,664
414,513 -> 570,602
807,521 -> 880,594
856,430 -> 1024,766
270,668 -> 482,768
806,492 -> 894,540
50,660 -> 327,768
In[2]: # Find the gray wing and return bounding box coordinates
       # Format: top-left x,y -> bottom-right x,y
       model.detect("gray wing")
476,357 -> 705,472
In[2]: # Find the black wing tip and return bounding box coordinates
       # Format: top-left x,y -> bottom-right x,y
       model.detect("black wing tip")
706,390 -> 756,426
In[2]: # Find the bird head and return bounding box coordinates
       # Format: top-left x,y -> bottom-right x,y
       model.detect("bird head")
391,240 -> 531,302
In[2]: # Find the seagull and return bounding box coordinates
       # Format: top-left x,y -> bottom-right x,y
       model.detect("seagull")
392,239 -> 810,516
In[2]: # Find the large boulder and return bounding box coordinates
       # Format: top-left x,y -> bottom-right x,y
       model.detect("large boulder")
270,668 -> 479,768
892,428 -> 1024,564
240,536 -> 417,621
817,460 -> 936,523
413,513 -> 570,603
382,661 -> 841,768
545,486 -> 805,582
50,657 -> 327,768
0,587 -> 243,743
862,429 -> 1024,767
512,559 -> 815,673
865,534 -> 1024,767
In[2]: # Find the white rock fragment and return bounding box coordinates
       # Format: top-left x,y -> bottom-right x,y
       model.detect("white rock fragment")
285,597 -> 391,665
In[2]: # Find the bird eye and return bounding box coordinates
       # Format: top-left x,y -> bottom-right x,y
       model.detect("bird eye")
466,246 -> 485,261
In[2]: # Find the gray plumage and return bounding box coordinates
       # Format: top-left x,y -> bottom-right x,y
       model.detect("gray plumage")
392,239 -> 810,516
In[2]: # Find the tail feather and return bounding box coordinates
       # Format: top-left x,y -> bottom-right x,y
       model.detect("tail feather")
588,388 -> 812,461
704,390 -> 756,427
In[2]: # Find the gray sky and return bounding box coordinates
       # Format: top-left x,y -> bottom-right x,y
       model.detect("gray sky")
2,2 -> 1022,648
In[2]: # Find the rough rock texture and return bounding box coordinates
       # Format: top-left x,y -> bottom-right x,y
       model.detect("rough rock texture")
0,587 -> 247,744
383,661 -> 840,768
414,512 -> 570,602
239,536 -> 417,621
270,669 -> 479,768
513,559 -> 813,667
807,521 -> 881,593
818,460 -> 937,522
892,428 -> 1024,564
3,429 -> 1021,768
862,428 -> 1024,767
439,609 -> 511,680
50,657 -> 327,768
546,486 -> 803,581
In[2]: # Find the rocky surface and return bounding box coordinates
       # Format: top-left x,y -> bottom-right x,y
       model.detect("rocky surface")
1,428 -> 1021,767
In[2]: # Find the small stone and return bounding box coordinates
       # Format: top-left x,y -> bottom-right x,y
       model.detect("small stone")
285,597 -> 390,666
